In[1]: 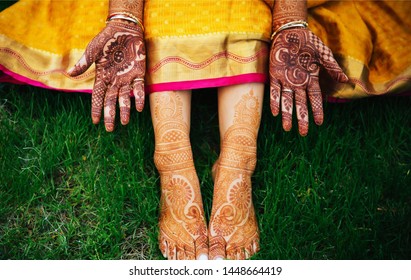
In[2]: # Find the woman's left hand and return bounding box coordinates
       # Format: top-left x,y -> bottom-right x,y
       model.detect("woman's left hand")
269,28 -> 349,136
68,21 -> 145,132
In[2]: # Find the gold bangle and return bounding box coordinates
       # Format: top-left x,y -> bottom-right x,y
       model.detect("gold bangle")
106,12 -> 144,32
271,20 -> 308,40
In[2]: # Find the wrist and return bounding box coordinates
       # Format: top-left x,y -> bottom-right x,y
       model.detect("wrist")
106,13 -> 144,32
272,0 -> 307,30
109,0 -> 144,20
270,20 -> 308,40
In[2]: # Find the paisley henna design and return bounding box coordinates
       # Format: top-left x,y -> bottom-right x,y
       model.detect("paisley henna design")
209,90 -> 261,260
152,92 -> 208,260
68,21 -> 145,132
269,29 -> 348,136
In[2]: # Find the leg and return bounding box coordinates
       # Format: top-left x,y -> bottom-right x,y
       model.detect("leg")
150,90 -> 208,260
209,83 -> 264,260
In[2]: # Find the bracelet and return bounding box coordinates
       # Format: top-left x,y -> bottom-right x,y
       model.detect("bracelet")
270,20 -> 308,40
106,12 -> 144,32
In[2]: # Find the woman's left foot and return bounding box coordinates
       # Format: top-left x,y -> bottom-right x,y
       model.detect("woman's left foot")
208,167 -> 260,260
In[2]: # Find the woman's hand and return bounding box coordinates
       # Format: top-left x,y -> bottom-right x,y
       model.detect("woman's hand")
269,28 -> 349,136
68,21 -> 145,132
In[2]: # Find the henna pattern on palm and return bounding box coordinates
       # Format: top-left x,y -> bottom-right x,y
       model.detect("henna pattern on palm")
153,92 -> 208,260
68,21 -> 145,132
269,29 -> 348,136
209,90 -> 261,260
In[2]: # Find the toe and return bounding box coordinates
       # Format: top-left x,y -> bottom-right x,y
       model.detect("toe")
167,242 -> 177,260
182,245 -> 196,260
209,236 -> 226,260
253,240 -> 260,254
159,238 -> 167,258
195,235 -> 209,260
227,247 -> 246,260
176,246 -> 186,260
238,248 -> 246,260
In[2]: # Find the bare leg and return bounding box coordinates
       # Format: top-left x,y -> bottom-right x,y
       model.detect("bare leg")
150,91 -> 208,260
209,83 -> 264,260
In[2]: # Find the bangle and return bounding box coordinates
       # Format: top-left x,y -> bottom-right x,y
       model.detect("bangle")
270,20 -> 308,40
106,12 -> 144,32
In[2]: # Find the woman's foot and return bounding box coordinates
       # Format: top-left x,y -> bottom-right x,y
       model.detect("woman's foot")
158,171 -> 208,260
151,91 -> 208,260
208,88 -> 262,259
208,167 -> 259,260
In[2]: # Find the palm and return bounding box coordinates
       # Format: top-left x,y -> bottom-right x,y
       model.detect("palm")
269,28 -> 348,136
69,21 -> 146,132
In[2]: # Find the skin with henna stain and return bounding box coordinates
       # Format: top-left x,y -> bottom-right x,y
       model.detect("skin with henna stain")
151,91 -> 208,260
68,0 -> 145,132
68,0 -> 350,260
209,88 -> 262,260
269,0 -> 349,136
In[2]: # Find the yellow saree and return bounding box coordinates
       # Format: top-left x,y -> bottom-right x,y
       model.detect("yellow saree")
0,0 -> 410,99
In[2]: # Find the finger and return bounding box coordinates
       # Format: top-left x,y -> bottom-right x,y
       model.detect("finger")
68,39 -> 101,77
295,88 -> 309,136
281,88 -> 294,132
104,86 -> 118,132
270,78 -> 281,116
91,69 -> 107,124
132,80 -> 145,112
313,37 -> 349,83
119,85 -> 131,125
307,75 -> 324,126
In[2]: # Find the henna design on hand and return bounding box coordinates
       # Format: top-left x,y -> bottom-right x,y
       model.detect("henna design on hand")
269,29 -> 348,136
209,90 -> 261,260
68,21 -> 145,132
152,92 -> 208,260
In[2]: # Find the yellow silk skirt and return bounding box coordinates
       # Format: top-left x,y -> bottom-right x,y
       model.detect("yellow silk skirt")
0,0 -> 410,99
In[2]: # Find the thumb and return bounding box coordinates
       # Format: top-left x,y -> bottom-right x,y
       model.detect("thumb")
321,56 -> 349,83
67,53 -> 93,77
67,37 -> 101,77
314,36 -> 349,83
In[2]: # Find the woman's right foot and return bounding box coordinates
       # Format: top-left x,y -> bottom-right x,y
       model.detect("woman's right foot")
158,171 -> 208,260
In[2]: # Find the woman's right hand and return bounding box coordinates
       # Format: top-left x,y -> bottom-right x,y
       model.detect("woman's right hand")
68,21 -> 146,132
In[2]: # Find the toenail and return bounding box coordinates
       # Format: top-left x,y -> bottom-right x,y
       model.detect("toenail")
198,254 -> 208,260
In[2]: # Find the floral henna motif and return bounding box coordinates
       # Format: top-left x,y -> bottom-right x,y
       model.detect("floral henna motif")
209,90 -> 261,260
109,0 -> 144,20
68,21 -> 145,131
269,29 -> 348,136
153,92 -> 208,260
273,0 -> 307,29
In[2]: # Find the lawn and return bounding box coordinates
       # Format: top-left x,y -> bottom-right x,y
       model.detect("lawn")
0,83 -> 410,260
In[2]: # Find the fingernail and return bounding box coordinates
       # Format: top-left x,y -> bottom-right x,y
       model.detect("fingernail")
121,117 -> 129,125
92,116 -> 100,124
105,124 -> 114,132
283,121 -> 292,132
315,115 -> 324,125
341,73 -> 349,83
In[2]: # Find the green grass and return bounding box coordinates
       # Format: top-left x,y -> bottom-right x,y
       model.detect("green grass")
0,84 -> 410,260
